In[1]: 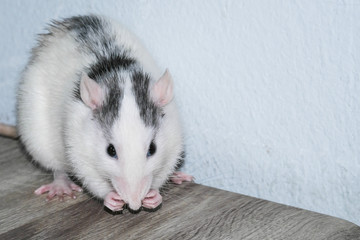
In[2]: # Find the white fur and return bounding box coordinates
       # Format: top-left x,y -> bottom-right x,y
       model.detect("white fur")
17,16 -> 183,206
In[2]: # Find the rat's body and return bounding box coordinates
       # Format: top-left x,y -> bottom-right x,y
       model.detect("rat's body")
16,15 -> 192,211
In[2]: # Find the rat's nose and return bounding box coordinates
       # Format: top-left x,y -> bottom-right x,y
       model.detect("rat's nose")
127,192 -> 143,211
128,200 -> 142,212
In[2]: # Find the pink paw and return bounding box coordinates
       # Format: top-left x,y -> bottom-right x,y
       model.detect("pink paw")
170,171 -> 194,184
104,192 -> 125,212
34,178 -> 83,201
142,189 -> 162,210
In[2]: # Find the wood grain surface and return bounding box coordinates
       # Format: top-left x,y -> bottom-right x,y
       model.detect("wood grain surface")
0,136 -> 359,240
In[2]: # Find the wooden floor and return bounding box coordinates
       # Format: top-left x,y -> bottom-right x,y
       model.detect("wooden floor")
0,136 -> 359,240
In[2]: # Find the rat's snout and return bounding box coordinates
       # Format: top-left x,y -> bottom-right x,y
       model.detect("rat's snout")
125,187 -> 145,211
127,196 -> 142,211
113,176 -> 150,211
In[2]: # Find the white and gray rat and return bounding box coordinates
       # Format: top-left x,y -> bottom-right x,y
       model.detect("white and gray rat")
14,15 -> 193,212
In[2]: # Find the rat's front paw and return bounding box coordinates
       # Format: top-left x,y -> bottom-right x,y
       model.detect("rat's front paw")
104,191 -> 125,212
142,189 -> 162,210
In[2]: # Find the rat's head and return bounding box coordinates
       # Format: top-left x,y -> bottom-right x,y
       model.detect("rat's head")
79,67 -> 173,210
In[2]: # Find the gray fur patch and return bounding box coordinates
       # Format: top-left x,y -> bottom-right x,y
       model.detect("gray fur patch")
131,71 -> 162,128
93,71 -> 124,136
53,15 -> 116,58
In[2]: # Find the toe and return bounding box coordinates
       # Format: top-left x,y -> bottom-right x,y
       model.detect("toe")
34,185 -> 51,195
104,200 -> 125,212
70,183 -> 83,192
145,189 -> 157,198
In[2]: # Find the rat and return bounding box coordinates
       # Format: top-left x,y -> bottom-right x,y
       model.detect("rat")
1,15 -> 193,212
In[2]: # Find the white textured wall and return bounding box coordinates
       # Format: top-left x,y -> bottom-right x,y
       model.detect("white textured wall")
1,0 -> 359,225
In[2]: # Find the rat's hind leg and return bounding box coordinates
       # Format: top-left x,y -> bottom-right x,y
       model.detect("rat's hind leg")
34,170 -> 83,201
169,171 -> 194,184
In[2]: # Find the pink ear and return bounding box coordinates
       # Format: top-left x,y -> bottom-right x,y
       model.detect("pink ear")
80,73 -> 104,110
152,69 -> 174,107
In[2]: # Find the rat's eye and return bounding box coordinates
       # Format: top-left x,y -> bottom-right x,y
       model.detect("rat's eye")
147,141 -> 156,158
107,144 -> 118,159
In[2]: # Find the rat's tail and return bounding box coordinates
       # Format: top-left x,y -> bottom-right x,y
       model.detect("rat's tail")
0,123 -> 18,139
